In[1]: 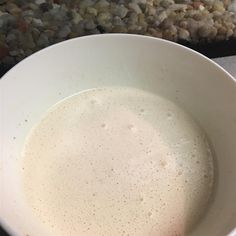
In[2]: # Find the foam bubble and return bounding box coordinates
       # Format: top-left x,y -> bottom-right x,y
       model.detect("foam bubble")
101,123 -> 107,128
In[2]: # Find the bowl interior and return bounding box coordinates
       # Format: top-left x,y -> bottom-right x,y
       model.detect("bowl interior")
1,34 -> 236,236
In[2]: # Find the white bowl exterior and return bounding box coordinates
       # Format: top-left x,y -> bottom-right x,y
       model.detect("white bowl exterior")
0,35 -> 236,236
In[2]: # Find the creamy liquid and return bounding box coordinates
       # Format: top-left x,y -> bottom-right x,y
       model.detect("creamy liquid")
22,87 -> 214,236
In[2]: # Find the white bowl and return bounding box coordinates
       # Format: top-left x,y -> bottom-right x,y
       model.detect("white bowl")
0,34 -> 236,236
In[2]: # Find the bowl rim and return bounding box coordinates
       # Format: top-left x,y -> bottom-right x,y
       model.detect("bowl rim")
0,34 -> 235,86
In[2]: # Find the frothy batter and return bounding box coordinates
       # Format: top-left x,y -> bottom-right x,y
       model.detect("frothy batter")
22,87 -> 214,236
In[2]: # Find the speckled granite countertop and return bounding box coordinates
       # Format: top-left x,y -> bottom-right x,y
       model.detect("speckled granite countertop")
0,0 -> 236,69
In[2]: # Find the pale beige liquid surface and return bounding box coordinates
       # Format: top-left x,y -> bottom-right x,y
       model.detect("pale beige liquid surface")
22,87 -> 214,236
